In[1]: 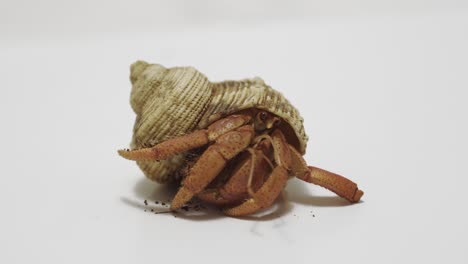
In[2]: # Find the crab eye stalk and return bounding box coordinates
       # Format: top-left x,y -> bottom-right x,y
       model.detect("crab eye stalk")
259,111 -> 267,121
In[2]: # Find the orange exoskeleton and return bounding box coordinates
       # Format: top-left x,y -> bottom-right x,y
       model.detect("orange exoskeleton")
118,61 -> 364,216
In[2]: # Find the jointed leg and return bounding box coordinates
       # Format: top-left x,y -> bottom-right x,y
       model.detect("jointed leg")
223,165 -> 288,216
118,114 -> 251,161
196,139 -> 272,204
305,166 -> 364,202
171,125 -> 255,210
223,129 -> 291,216
220,139 -> 272,200
196,189 -> 236,205
118,130 -> 209,161
288,145 -> 364,203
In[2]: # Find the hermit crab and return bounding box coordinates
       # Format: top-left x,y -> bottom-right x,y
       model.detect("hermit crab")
118,61 -> 364,216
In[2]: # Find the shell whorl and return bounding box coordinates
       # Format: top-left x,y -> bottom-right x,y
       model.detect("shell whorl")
129,61 -> 212,183
198,78 -> 308,154
127,61 -> 308,183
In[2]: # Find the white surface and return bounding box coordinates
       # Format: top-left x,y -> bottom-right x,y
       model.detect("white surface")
1,1 -> 467,263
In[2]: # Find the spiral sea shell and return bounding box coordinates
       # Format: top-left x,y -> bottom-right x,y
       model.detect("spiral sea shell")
128,61 -> 308,183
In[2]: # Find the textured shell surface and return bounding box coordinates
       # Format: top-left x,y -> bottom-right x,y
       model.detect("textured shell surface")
128,60 -> 308,183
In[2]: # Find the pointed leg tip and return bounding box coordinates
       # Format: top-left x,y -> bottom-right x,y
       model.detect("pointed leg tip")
117,149 -> 134,160
117,147 -> 160,161
117,149 -> 127,156
171,186 -> 194,210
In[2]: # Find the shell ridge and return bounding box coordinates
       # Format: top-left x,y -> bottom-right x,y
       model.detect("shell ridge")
129,62 -> 212,183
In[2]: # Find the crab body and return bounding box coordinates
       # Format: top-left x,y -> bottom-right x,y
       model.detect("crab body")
120,61 -> 363,216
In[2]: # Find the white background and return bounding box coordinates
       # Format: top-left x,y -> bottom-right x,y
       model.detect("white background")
1,1 -> 467,263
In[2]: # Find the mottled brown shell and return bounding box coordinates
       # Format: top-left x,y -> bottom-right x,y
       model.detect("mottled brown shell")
128,61 -> 308,183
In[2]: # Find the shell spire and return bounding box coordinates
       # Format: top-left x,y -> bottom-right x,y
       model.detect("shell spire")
128,61 -> 212,183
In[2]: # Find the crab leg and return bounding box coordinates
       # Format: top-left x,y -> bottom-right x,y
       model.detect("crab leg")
221,139 -> 272,200
195,153 -> 259,205
196,139 -> 272,205
195,189 -> 236,205
118,114 -> 251,161
288,145 -> 364,203
223,166 -> 288,216
171,125 -> 254,210
223,129 -> 291,216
